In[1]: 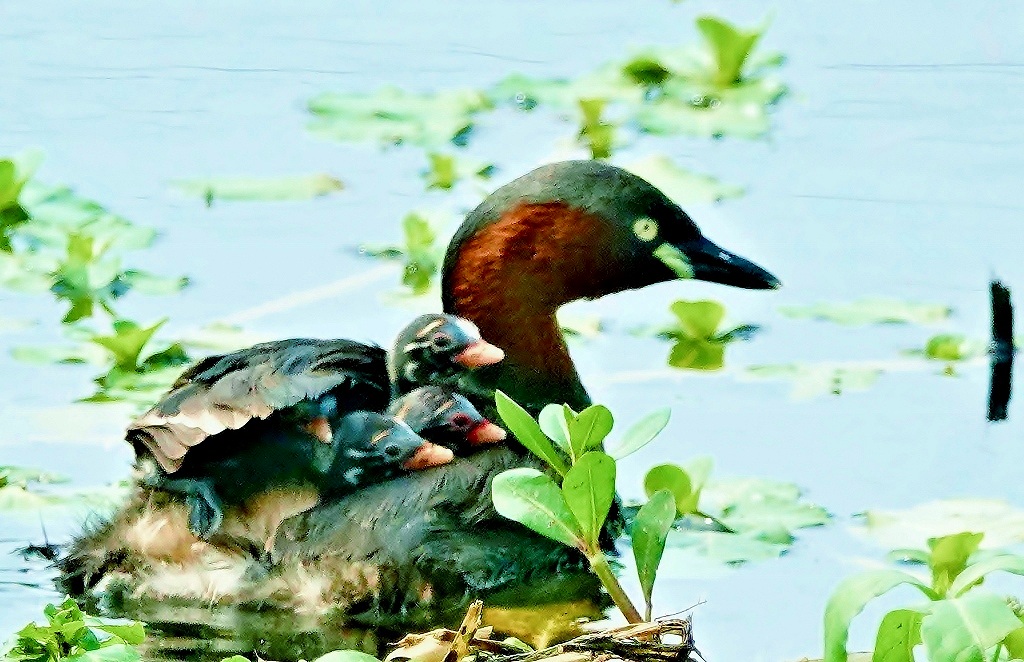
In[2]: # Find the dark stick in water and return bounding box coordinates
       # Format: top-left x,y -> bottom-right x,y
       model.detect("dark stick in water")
987,279 -> 1014,423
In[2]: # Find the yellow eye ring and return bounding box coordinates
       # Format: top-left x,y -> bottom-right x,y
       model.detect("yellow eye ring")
633,218 -> 658,242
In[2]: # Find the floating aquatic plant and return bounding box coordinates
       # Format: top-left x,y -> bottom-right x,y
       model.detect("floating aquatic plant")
360,211 -> 452,295
780,298 -> 952,326
172,173 -> 344,206
624,155 -> 744,204
657,300 -> 760,371
307,88 -> 492,148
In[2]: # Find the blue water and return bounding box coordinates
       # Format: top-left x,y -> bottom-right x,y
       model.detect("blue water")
2,2 -> 1023,660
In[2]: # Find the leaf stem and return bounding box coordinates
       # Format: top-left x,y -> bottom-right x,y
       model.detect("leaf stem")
991,642 -> 1003,662
588,552 -> 643,624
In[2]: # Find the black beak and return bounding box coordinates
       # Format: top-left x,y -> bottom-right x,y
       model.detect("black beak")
683,237 -> 781,290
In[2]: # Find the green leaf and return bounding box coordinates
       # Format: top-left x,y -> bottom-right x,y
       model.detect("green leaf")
949,554 -> 1024,597
422,152 -> 494,190
668,336 -> 725,371
644,463 -> 697,516
719,497 -> 830,536
219,657 -> 252,662
635,97 -> 771,140
567,404 -> 614,458
920,334 -> 987,362
928,532 -> 984,597
921,592 -> 1023,662
632,489 -> 677,618
872,609 -> 922,662
308,87 -> 491,148
624,155 -> 743,204
118,270 -> 188,295
561,451 -> 616,546
857,499 -> 1024,551
173,174 -> 343,204
1003,627 -> 1024,661
779,299 -> 951,326
695,16 -> 765,86
577,98 -> 616,159
823,570 -> 937,662
608,408 -> 671,459
495,391 -> 569,476
92,319 -> 166,371
86,620 -> 145,646
0,484 -> 62,510
67,644 -> 141,662
671,300 -> 725,339
312,652 -> 384,662
491,467 -> 584,549
538,403 -> 571,453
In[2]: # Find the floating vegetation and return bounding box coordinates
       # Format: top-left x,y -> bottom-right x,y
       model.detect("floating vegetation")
624,155 -> 744,204
422,153 -> 495,191
656,300 -> 759,371
576,98 -> 617,159
0,149 -> 43,251
359,211 -> 453,295
0,153 -> 188,324
172,173 -> 344,206
307,88 -> 492,148
779,298 -> 952,326
854,499 -> 1024,550
745,363 -> 883,399
918,333 -> 987,362
3,597 -> 145,662
824,532 -> 1024,662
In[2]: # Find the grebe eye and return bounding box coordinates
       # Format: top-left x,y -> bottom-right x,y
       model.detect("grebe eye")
632,218 -> 659,242
449,413 -> 473,431
430,332 -> 454,351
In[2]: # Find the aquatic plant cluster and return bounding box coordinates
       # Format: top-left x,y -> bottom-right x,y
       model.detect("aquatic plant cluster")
1,10 -> 1021,662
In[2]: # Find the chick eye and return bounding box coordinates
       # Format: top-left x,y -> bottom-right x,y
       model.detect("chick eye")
430,332 -> 454,351
449,413 -> 473,431
632,218 -> 659,242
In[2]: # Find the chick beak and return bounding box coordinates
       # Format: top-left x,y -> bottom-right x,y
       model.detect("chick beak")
453,340 -> 505,368
403,442 -> 455,470
679,236 -> 781,290
466,421 -> 507,445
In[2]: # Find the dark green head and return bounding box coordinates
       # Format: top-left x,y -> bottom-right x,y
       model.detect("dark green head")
388,385 -> 506,452
387,314 -> 504,396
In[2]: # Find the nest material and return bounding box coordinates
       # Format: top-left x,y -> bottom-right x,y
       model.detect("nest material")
388,601 -> 698,662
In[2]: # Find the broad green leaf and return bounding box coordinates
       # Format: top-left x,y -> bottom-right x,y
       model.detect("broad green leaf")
635,98 -> 771,140
577,98 -> 615,159
670,300 -> 725,339
920,334 -> 987,362
928,532 -> 984,597
0,484 -> 62,510
308,87 -> 491,148
422,153 -> 494,190
949,554 -> 1024,597
668,336 -> 725,371
695,16 -> 764,86
495,391 -> 569,475
173,174 -> 343,204
823,570 -> 937,662
1004,627 -> 1024,661
567,404 -> 613,458
490,67 -> 644,112
313,652 -> 384,662
857,499 -> 1024,550
561,451 -> 615,546
491,467 -> 584,549
665,529 -> 786,564
625,155 -> 743,204
86,620 -> 145,646
644,463 -> 696,515
720,498 -> 830,536
67,644 -> 141,662
872,609 -> 922,662
538,403 -> 571,452
920,592 -> 1022,662
608,407 -> 671,459
92,319 -> 166,371
119,270 -> 188,295
779,299 -> 951,326
632,489 -> 676,618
